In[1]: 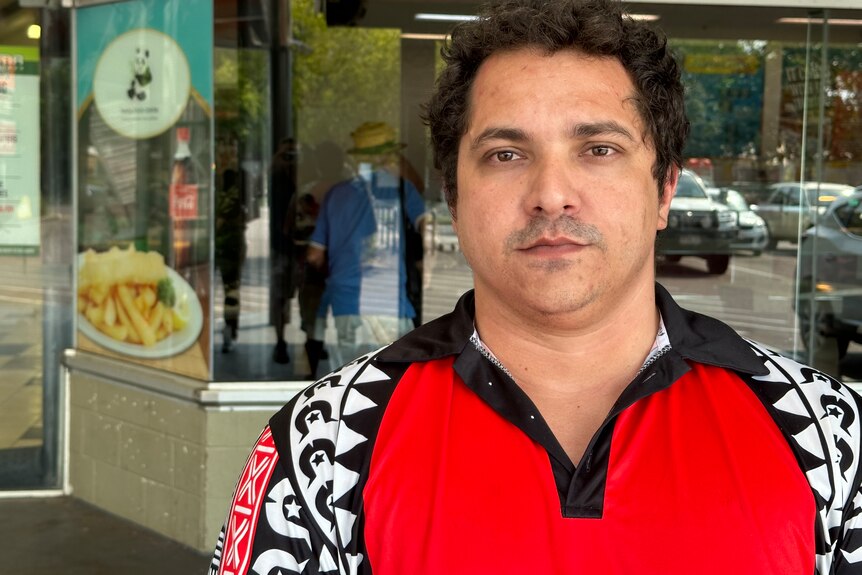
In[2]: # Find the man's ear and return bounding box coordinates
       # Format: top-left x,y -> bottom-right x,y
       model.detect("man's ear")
444,183 -> 458,227
657,166 -> 679,231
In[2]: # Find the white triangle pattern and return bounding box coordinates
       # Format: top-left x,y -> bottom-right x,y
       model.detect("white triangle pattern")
353,363 -> 390,385
772,388 -> 809,417
318,546 -> 338,572
843,545 -> 862,565
335,507 -> 358,548
343,390 -> 377,416
332,462 -> 361,502
792,422 -> 825,459
816,552 -> 828,575
334,423 -> 368,457
805,461 -> 834,505
331,361 -> 364,388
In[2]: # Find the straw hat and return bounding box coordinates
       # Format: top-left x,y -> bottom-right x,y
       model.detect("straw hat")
347,122 -> 406,155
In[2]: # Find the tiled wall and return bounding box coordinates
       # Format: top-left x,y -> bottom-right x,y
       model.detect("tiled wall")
69,372 -> 276,552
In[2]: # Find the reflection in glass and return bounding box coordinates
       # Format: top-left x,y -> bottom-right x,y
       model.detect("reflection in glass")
661,22 -> 862,382
307,123 -> 426,367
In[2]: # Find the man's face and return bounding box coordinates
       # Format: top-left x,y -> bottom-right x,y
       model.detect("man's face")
454,48 -> 676,324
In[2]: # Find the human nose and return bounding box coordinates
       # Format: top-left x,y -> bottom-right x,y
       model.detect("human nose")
524,153 -> 581,218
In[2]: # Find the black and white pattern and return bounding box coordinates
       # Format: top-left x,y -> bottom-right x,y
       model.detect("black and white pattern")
745,341 -> 862,574
269,350 -> 393,575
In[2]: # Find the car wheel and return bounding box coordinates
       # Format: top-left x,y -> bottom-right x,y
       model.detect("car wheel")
706,255 -> 730,275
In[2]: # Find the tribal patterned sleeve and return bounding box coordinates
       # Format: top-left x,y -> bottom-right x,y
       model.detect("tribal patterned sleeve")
747,342 -> 862,574
209,351 -> 393,575
834,483 -> 862,571
210,423 -> 338,575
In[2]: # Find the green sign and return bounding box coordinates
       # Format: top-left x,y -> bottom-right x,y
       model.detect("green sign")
0,46 -> 40,256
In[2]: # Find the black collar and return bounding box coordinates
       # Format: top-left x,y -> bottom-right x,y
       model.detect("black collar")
378,283 -> 769,377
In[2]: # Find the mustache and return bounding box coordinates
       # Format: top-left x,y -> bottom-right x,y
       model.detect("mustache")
506,216 -> 605,250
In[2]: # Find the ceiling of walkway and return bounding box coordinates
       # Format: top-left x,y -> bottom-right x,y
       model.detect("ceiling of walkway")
1,0 -> 861,47
362,1 -> 862,44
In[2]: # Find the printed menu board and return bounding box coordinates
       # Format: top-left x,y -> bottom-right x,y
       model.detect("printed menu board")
0,46 -> 40,256
75,0 -> 213,379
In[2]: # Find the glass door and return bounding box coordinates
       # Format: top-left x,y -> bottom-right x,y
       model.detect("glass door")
0,3 -> 72,490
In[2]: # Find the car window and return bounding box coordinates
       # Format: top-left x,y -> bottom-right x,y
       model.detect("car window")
766,190 -> 779,204
675,173 -> 707,199
722,191 -> 748,211
837,198 -> 862,236
768,186 -> 790,205
788,187 -> 801,207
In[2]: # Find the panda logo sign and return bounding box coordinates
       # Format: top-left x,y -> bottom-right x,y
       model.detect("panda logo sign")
93,28 -> 190,139
127,48 -> 152,101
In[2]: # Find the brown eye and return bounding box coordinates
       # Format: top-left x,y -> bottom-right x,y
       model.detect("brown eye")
591,146 -> 612,156
495,151 -> 517,162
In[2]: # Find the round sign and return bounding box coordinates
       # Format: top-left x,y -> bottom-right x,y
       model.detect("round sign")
93,28 -> 191,140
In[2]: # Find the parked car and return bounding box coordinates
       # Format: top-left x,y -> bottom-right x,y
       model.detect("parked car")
657,170 -> 737,274
755,181 -> 855,248
706,187 -> 769,256
795,190 -> 862,359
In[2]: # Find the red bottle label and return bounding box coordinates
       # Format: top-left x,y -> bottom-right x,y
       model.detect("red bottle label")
170,183 -> 198,220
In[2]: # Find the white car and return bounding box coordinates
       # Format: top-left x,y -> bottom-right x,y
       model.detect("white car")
657,170 -> 737,274
755,182 -> 855,248
706,188 -> 769,256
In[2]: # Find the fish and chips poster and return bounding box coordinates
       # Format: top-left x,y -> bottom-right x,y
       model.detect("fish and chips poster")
75,0 -> 213,379
0,46 -> 40,256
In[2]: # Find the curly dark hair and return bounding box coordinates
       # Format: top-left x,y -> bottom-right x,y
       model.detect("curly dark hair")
423,0 -> 689,211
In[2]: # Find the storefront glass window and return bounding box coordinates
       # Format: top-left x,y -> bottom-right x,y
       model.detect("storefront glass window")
0,3 -> 71,490
211,2 -> 862,385
658,15 -> 862,380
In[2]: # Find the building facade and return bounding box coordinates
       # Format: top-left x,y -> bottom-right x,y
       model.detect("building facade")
2,0 -> 862,552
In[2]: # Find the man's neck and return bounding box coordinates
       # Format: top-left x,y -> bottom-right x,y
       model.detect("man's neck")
473,281 -> 660,395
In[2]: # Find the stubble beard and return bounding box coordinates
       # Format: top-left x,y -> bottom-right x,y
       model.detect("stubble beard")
498,215 -> 609,318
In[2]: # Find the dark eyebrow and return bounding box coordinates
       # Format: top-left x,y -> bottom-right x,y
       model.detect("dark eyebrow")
571,121 -> 636,142
469,121 -> 636,152
469,127 -> 529,151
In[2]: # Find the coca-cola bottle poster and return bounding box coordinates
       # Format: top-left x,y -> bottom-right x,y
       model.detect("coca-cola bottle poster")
75,0 -> 213,380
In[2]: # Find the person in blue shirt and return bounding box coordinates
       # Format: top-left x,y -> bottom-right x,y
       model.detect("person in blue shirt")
307,122 -> 427,366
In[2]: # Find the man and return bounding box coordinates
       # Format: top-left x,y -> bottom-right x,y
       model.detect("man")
211,1 -> 862,573
214,168 -> 246,353
306,122 -> 426,367
270,138 -> 299,364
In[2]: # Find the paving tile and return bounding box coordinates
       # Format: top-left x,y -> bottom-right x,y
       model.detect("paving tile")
20,425 -> 43,440
2,355 -> 42,371
0,344 -> 31,356
0,497 -> 209,574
